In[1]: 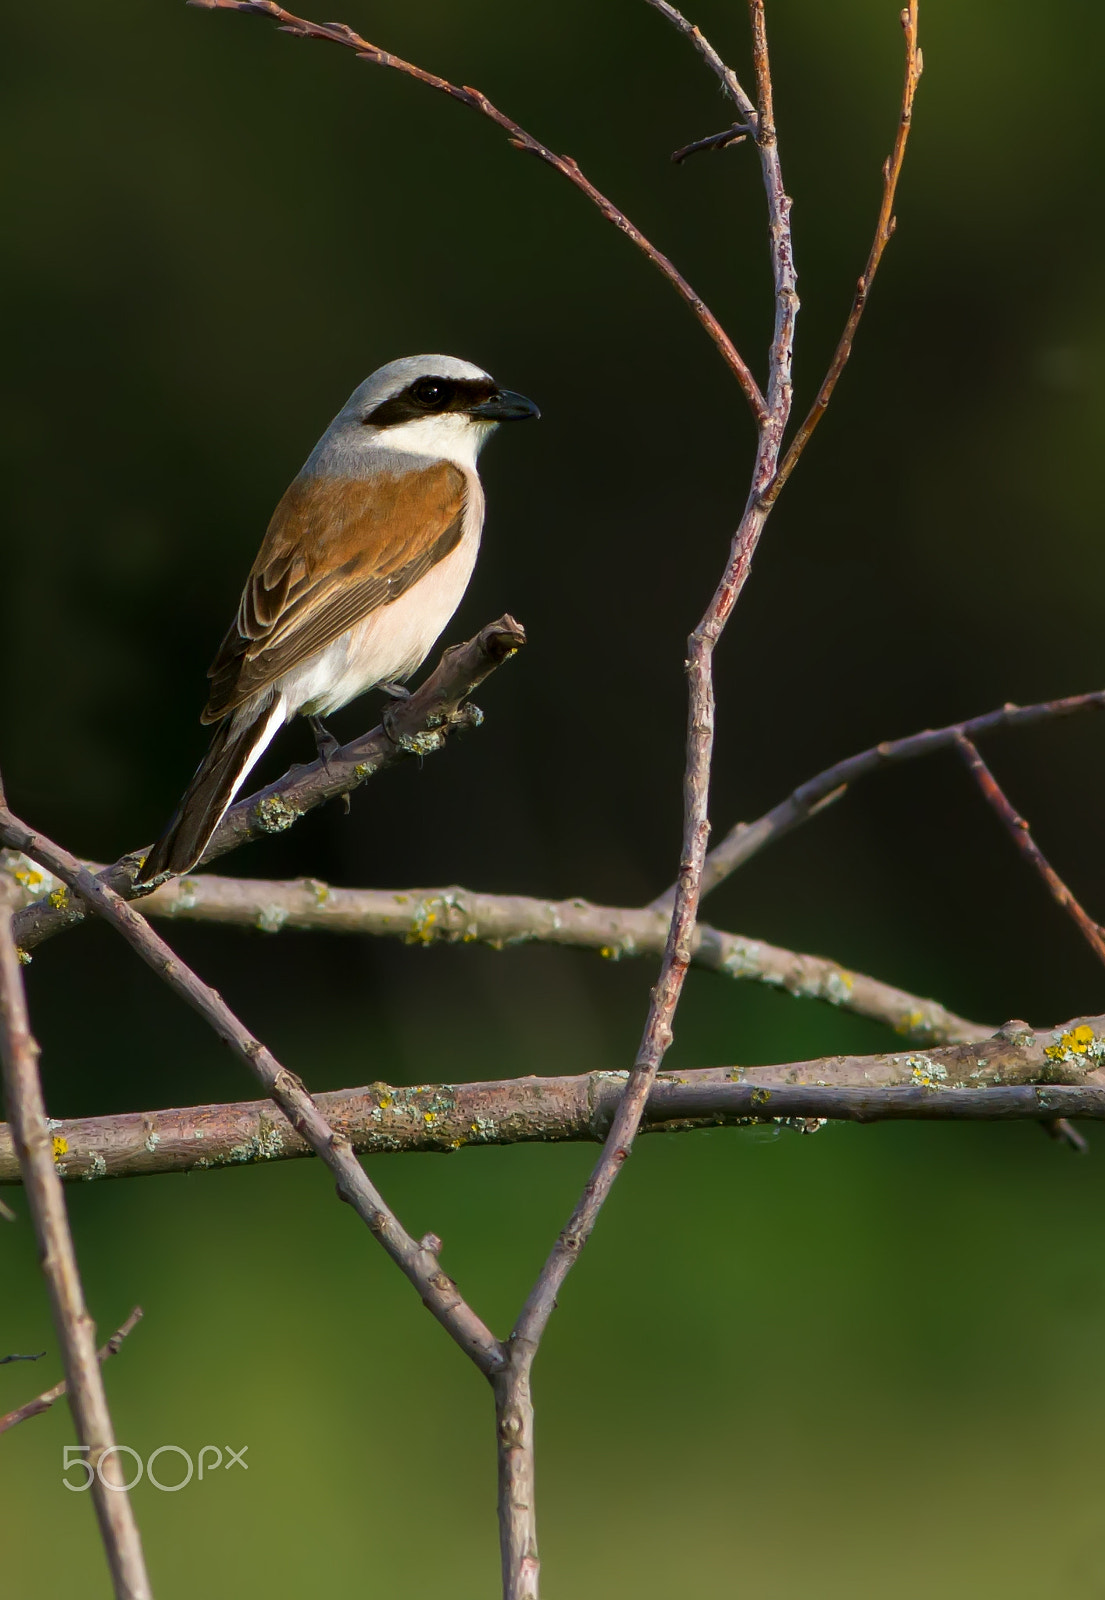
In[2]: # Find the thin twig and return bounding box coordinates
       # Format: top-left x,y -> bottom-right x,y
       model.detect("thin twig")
649,687 -> 1105,911
0,872 -> 152,1600
5,1012 -> 1102,1185
955,735 -> 1105,970
0,807 -> 505,1377
671,124 -> 750,164
766,0 -> 921,502
1045,1117 -> 1089,1155
0,1350 -> 45,1364
0,1309 -> 144,1436
13,615 -> 525,956
645,0 -> 760,124
191,0 -> 767,421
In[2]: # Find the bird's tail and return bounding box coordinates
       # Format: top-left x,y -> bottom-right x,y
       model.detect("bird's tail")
138,698 -> 285,884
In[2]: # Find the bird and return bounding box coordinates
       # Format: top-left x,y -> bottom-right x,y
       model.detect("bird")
138,354 -> 539,885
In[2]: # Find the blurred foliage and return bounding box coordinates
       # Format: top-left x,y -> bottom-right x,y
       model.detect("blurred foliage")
5,1 -> 1105,1595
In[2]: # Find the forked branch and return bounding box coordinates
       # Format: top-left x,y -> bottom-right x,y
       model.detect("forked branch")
653,686 -> 1105,910
0,807 -> 504,1376
0,1309 -> 144,1436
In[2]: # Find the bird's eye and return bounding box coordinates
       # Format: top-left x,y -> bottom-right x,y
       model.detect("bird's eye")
411,378 -> 453,410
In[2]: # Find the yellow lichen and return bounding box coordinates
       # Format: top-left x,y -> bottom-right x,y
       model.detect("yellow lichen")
52,1135 -> 69,1161
48,887 -> 69,911
1045,1024 -> 1097,1061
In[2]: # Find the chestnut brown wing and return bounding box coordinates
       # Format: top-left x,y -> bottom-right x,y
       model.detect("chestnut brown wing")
203,461 -> 467,723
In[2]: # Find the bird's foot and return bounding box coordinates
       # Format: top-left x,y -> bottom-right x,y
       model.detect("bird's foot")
308,714 -> 341,770
377,680 -> 412,701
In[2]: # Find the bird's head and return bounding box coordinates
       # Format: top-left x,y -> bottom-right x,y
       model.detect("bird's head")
312,354 -> 539,474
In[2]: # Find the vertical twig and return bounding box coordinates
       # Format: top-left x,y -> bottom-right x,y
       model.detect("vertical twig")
955,735 -> 1105,969
0,804 -> 152,1599
495,8 -> 800,1595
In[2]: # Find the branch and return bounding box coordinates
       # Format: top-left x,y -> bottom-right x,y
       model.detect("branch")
0,1309 -> 143,1436
956,736 -> 1105,969
16,867 -> 983,1045
645,1 -> 760,125
497,25 -> 802,1588
671,124 -> 751,165
6,1013 -> 1103,1185
191,0 -> 767,421
649,687 -> 1105,911
0,806 -> 505,1378
0,874 -> 152,1600
12,615 -> 524,956
767,0 -> 921,502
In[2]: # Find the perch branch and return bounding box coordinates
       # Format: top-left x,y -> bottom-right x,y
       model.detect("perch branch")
767,0 -> 921,502
0,871 -> 151,1600
191,0 -> 767,421
650,687 -> 1105,911
956,735 -> 1105,970
4,1012 -> 1102,1187
0,1309 -> 144,1437
0,807 -> 504,1378
12,615 -> 524,956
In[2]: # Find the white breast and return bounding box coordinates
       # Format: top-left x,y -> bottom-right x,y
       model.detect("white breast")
276,475 -> 486,720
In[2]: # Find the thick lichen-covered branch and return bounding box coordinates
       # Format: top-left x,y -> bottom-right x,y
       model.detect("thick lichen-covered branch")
0,858 -> 988,1046
4,1012 -> 1102,1187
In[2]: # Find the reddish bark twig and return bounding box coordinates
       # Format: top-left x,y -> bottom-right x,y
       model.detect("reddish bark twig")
0,1309 -> 144,1437
190,0 -> 767,422
955,734 -> 1105,970
0,842 -> 151,1599
766,0 -> 922,503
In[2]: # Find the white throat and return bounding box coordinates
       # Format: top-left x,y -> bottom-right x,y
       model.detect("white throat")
373,413 -> 497,473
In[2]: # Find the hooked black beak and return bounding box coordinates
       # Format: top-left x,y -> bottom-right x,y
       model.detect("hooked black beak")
469,389 -> 541,422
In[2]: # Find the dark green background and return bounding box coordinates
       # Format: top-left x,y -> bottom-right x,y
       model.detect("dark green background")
5,1 -> 1105,1594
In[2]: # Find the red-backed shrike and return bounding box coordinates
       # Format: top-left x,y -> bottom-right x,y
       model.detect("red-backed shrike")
139,354 -> 538,883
